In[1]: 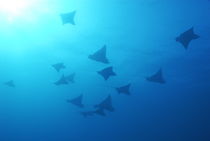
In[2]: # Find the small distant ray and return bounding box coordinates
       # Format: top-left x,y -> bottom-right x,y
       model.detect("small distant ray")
94,108 -> 106,117
81,108 -> 106,117
146,69 -> 166,84
67,94 -> 84,108
52,63 -> 66,72
60,11 -> 76,25
80,111 -> 95,118
88,45 -> 109,64
4,80 -> 15,87
176,27 -> 200,49
98,67 -> 116,80
95,95 -> 114,112
116,83 -> 131,95
65,73 -> 75,83
54,75 -> 68,85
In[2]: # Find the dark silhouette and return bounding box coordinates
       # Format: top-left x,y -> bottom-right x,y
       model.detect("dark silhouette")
54,75 -> 68,85
4,80 -> 15,87
116,83 -> 131,95
65,73 -> 75,83
94,108 -> 106,117
176,27 -> 199,49
52,63 -> 66,72
80,111 -> 95,118
60,11 -> 76,25
81,108 -> 106,117
98,67 -> 116,80
95,95 -> 114,112
88,45 -> 109,64
146,69 -> 166,84
67,94 -> 84,108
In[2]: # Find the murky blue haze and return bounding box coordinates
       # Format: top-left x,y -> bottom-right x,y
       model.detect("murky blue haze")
0,0 -> 210,141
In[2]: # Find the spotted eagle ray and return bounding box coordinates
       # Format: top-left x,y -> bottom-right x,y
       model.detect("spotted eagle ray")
67,94 -> 84,108
65,73 -> 75,83
98,67 -> 116,80
94,95 -> 114,112
116,83 -> 131,95
54,75 -> 68,85
88,45 -> 109,64
52,63 -> 66,72
60,11 -> 76,25
176,27 -> 199,49
146,69 -> 166,84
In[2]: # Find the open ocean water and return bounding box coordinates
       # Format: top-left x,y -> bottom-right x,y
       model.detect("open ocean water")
0,0 -> 210,141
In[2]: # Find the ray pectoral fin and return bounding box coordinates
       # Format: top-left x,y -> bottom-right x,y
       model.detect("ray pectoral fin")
116,88 -> 120,94
88,55 -> 92,59
175,36 -> 180,42
94,108 -> 106,116
182,43 -> 189,50
193,34 -> 200,39
97,71 -> 101,75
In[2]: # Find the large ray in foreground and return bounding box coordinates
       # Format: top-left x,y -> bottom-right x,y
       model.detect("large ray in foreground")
88,45 -> 109,64
98,67 -> 116,80
146,69 -> 166,84
176,27 -> 199,49
60,11 -> 76,25
67,94 -> 84,108
95,95 -> 114,112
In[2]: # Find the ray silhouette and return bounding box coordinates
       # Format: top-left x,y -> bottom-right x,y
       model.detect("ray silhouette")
52,63 -> 66,72
67,94 -> 84,108
88,45 -> 109,64
65,73 -> 75,83
146,69 -> 166,84
4,80 -> 15,87
60,11 -> 76,25
98,67 -> 116,80
116,83 -> 131,95
95,95 -> 114,112
54,75 -> 68,85
176,27 -> 199,49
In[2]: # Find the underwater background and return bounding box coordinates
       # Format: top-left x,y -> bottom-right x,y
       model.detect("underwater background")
0,0 -> 210,140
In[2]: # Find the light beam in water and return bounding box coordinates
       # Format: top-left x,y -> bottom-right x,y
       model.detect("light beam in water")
0,0 -> 33,19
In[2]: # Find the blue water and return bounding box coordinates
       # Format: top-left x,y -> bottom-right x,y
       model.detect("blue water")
0,0 -> 210,141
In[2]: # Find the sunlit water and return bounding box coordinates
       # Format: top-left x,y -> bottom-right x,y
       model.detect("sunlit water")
0,0 -> 210,141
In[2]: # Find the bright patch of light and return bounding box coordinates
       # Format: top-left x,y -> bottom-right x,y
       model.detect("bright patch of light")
0,0 -> 36,21
0,0 -> 59,24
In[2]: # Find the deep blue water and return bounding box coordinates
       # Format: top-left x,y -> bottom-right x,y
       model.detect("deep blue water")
0,0 -> 210,141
